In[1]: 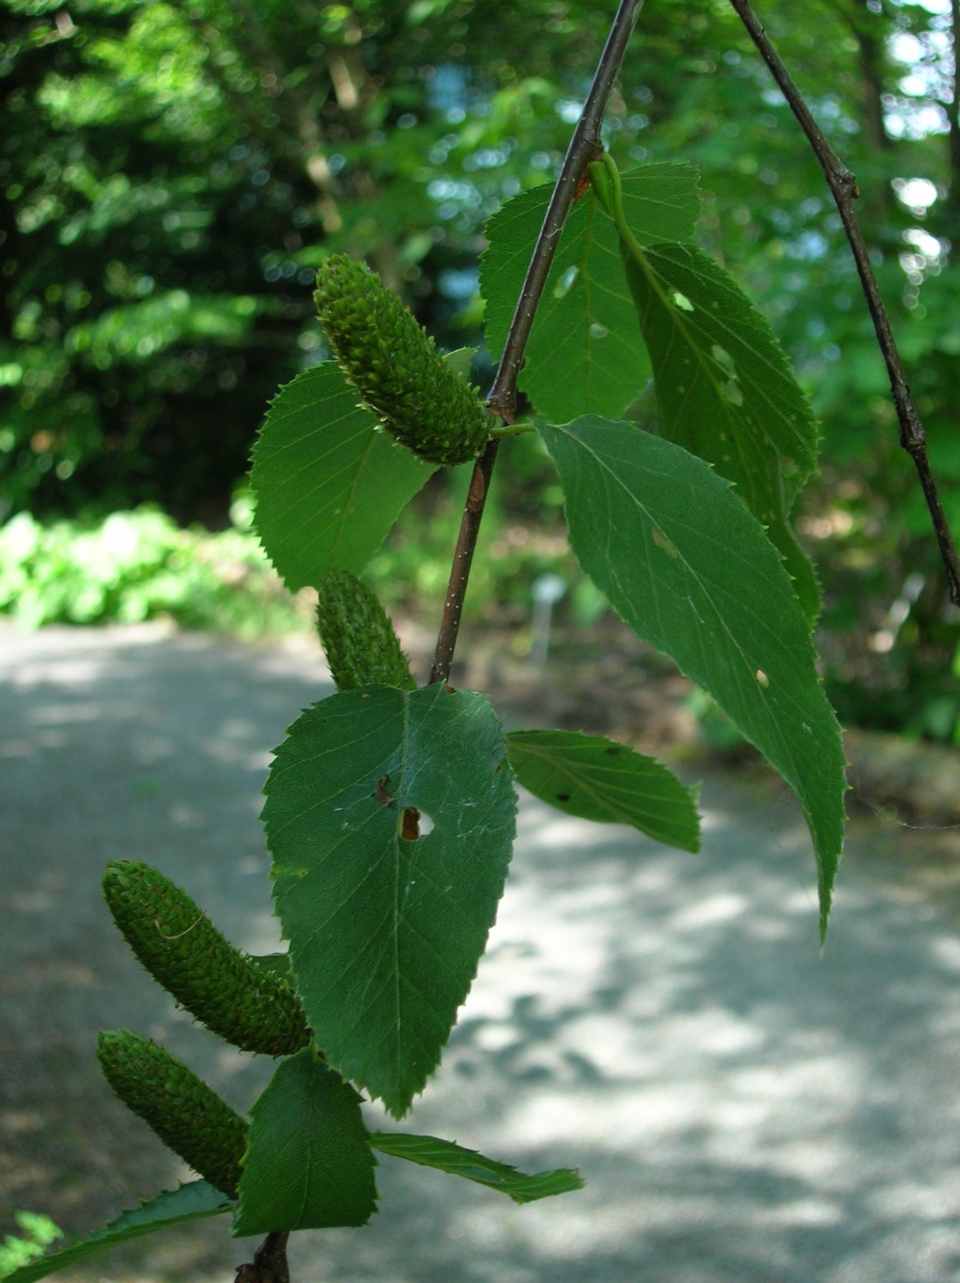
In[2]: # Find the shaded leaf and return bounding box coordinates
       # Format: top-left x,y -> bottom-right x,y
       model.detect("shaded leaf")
264,684 -> 516,1116
481,165 -> 701,424
621,241 -> 821,624
507,729 -> 699,852
251,362 -> 434,592
537,416 -> 845,934
246,952 -> 293,985
1,1183 -> 231,1283
234,1050 -> 377,1235
369,1132 -> 584,1204
443,346 -> 478,380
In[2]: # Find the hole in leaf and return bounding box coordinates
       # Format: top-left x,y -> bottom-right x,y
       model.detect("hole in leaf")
553,265 -> 578,299
400,807 -> 435,840
401,807 -> 419,839
672,290 -> 694,312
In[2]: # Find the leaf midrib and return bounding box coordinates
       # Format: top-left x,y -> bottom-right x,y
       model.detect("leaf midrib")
511,739 -> 688,832
551,423 -> 811,782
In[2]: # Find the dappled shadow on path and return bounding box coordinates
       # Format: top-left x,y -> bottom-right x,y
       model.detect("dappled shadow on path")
2,626 -> 960,1282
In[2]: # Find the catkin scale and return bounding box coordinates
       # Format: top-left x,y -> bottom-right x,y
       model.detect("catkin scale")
315,254 -> 490,467
97,1031 -> 247,1198
316,570 -> 416,691
103,861 -> 309,1057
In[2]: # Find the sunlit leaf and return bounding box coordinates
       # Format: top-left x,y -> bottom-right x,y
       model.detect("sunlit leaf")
507,729 -> 700,851
481,165 -> 701,424
370,1132 -> 584,1204
251,362 -> 435,592
621,241 -> 821,624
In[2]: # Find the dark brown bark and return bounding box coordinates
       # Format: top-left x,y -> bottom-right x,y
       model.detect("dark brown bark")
235,1232 -> 290,1283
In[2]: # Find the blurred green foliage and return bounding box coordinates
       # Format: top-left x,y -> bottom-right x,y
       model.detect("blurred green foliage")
364,430 -> 599,645
0,1213 -> 62,1279
5,0 -> 960,733
0,435 -> 583,637
0,499 -> 309,633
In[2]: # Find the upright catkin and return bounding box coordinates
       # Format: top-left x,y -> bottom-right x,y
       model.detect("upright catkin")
316,570 -> 416,691
103,861 -> 309,1057
97,1031 -> 247,1198
315,254 -> 490,466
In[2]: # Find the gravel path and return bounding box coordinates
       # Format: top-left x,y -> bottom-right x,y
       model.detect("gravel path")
3,624 -> 960,1283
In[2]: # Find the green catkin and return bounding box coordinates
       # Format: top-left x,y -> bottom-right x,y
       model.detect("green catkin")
102,861 -> 309,1057
97,1031 -> 247,1198
316,569 -> 416,691
314,253 -> 490,467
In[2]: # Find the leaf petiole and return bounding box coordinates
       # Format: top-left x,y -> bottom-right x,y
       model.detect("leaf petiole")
488,423 -> 536,440
587,151 -> 644,263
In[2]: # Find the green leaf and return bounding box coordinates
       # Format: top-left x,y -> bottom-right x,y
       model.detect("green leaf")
506,729 -> 699,852
369,1132 -> 584,1204
264,684 -> 517,1117
537,416 -> 845,935
246,952 -> 293,986
481,165 -> 701,424
620,241 -> 821,625
442,345 -> 477,380
0,1183 -> 231,1283
234,1050 -> 377,1235
251,361 -> 435,592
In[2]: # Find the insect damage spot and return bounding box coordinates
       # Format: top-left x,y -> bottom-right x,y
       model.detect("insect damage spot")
721,380 -> 743,407
589,321 -> 609,338
553,265 -> 578,299
376,774 -> 394,806
756,669 -> 770,688
556,792 -> 572,802
672,290 -> 694,311
651,525 -> 679,558
400,807 -> 435,840
712,344 -> 743,407
711,344 -> 735,375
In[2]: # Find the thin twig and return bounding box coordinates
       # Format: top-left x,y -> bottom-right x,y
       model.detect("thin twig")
430,0 -> 646,684
729,0 -> 960,606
